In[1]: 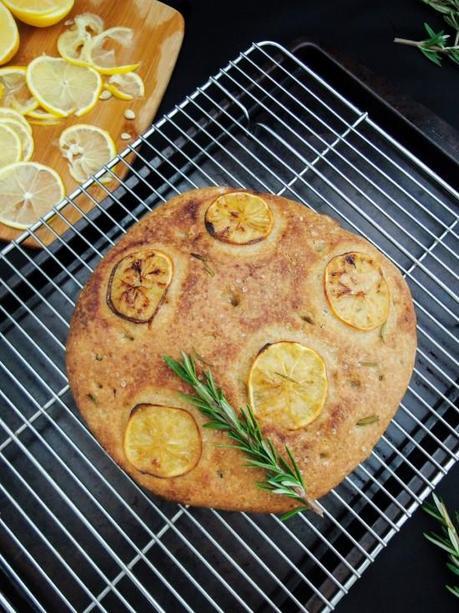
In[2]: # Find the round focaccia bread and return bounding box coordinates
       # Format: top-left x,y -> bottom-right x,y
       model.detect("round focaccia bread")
66,187 -> 417,514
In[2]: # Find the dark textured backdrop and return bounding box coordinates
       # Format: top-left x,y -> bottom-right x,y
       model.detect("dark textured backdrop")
161,1 -> 459,612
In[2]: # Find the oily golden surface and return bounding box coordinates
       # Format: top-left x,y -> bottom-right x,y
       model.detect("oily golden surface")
66,187 -> 417,513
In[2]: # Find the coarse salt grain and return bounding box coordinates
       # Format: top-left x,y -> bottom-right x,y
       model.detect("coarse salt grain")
124,109 -> 136,120
99,90 -> 112,100
121,132 -> 131,140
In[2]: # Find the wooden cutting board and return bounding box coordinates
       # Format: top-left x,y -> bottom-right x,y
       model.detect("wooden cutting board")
0,0 -> 184,247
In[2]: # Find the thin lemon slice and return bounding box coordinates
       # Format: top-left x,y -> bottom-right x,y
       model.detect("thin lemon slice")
73,12 -> 104,36
27,56 -> 102,117
205,191 -> 273,244
2,0 -> 74,27
59,124 -> 116,183
86,27 -> 140,75
107,248 -> 173,323
0,66 -> 37,114
0,118 -> 34,160
0,162 -> 64,229
57,29 -> 91,66
124,404 -> 201,478
27,106 -> 63,126
249,341 -> 327,430
325,252 -> 390,331
0,2 -> 19,66
0,125 -> 21,168
0,108 -> 31,134
105,72 -> 145,100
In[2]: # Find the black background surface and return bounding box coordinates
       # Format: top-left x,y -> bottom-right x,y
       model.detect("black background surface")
160,1 -> 458,612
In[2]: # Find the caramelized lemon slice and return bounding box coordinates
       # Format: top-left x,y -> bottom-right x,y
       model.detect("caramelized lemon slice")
124,404 -> 201,478
325,252 -> 390,330
249,341 -> 327,430
205,191 -> 273,244
107,249 -> 173,323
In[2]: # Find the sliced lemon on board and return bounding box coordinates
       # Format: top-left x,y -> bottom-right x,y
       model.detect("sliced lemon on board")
124,404 -> 202,478
59,124 -> 116,183
0,66 -> 38,114
26,106 -> 63,125
2,0 -> 74,27
26,56 -> 102,117
324,252 -> 390,331
57,29 -> 91,66
0,118 -> 34,160
73,12 -> 104,36
0,2 -> 20,66
0,125 -> 22,168
105,72 -> 145,100
0,108 -> 31,133
0,162 -> 64,229
107,248 -> 173,323
86,27 -> 140,75
205,191 -> 274,244
248,341 -> 328,430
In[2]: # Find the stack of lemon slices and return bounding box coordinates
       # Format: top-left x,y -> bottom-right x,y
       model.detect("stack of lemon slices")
0,1 -> 146,231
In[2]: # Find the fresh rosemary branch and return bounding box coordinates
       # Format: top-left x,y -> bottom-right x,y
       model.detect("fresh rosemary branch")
394,0 -> 459,65
423,493 -> 459,598
164,352 -> 322,520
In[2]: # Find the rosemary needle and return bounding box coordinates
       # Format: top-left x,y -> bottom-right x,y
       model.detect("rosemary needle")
394,1 -> 459,66
423,493 -> 459,598
164,352 -> 322,519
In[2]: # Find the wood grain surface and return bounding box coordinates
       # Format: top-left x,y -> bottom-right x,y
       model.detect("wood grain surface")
0,0 -> 184,247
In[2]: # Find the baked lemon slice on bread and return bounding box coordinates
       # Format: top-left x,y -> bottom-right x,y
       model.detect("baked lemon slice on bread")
124,404 -> 202,478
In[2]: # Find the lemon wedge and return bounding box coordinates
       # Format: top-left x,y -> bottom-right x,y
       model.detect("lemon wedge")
0,162 -> 64,229
0,2 -> 19,66
59,124 -> 116,183
324,252 -> 390,330
105,72 -> 145,100
248,341 -> 328,430
124,404 -> 202,478
86,27 -> 140,75
205,192 -> 274,244
2,0 -> 74,28
107,249 -> 173,323
0,118 -> 34,161
0,125 -> 22,168
0,66 -> 38,114
0,108 -> 31,133
27,56 -> 102,117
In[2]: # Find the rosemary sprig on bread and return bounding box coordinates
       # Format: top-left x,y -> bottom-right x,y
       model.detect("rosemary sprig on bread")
164,352 -> 321,520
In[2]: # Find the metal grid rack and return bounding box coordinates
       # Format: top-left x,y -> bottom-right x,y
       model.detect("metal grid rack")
0,41 -> 458,612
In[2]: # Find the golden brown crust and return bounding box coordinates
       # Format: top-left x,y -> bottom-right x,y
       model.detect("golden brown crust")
66,187 -> 417,513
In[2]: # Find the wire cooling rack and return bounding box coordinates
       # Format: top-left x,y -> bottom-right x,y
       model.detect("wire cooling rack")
0,41 -> 458,612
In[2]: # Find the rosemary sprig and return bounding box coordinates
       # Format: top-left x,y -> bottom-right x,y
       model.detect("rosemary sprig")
394,1 -> 459,66
423,493 -> 459,598
164,352 -> 322,520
